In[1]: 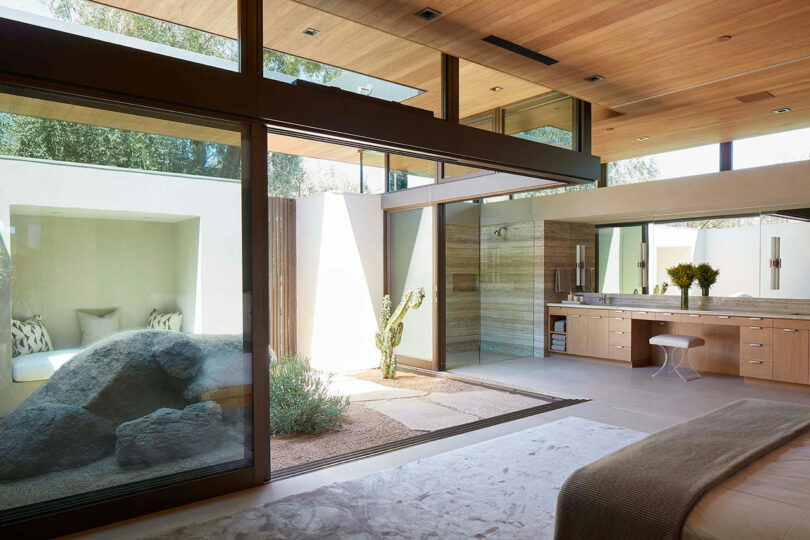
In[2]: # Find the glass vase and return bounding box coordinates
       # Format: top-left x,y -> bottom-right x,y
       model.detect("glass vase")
680,287 -> 689,310
701,286 -> 710,297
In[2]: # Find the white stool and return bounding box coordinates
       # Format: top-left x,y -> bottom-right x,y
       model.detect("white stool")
649,334 -> 705,382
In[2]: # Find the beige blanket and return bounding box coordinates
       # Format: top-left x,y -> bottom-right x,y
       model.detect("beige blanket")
554,399 -> 810,540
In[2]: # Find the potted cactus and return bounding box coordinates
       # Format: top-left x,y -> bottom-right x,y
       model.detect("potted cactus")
694,263 -> 720,297
666,263 -> 695,310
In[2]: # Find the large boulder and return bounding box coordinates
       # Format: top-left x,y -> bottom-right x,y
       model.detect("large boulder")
24,330 -> 206,422
115,401 -> 224,467
0,403 -> 114,479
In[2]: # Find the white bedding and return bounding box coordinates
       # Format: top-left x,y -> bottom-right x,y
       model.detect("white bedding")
11,348 -> 83,382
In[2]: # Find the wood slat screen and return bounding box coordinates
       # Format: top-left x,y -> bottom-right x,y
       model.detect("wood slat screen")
268,197 -> 296,357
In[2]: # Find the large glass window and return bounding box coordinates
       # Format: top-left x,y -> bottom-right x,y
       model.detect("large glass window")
733,127 -> 810,170
0,90 -> 250,514
504,92 -> 573,149
262,0 -> 436,114
607,144 -> 720,186
388,155 -> 436,191
0,0 -> 238,70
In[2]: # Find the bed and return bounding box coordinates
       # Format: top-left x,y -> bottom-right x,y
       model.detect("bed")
11,349 -> 83,382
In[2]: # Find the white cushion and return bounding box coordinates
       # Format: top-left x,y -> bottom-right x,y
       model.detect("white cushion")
649,334 -> 705,349
12,348 -> 83,382
77,310 -> 120,346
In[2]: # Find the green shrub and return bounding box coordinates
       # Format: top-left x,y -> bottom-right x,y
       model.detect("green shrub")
269,353 -> 350,436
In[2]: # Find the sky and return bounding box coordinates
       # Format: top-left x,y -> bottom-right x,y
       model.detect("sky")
0,0 -> 51,16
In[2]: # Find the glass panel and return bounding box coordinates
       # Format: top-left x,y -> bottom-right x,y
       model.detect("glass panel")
267,133 -> 364,197
389,208 -> 434,361
262,0 -> 438,114
0,0 -> 238,70
598,226 -> 644,294
0,90 -> 250,514
388,155 -> 436,191
444,198 -> 534,369
512,183 -> 596,198
733,127 -> 810,170
650,217 -> 760,297
361,150 -> 385,194
760,213 -> 810,299
504,92 -> 573,149
607,143 -> 720,186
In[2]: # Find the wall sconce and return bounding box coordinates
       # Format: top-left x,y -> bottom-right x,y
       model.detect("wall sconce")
638,242 -> 648,289
575,244 -> 586,292
770,236 -> 781,290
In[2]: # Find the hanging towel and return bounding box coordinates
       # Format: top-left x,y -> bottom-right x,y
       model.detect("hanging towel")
555,267 -> 572,293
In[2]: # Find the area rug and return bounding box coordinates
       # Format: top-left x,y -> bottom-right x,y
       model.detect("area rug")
151,417 -> 646,539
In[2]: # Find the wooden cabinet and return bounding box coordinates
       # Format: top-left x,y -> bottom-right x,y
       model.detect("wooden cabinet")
773,326 -> 809,385
587,314 -> 609,359
567,311 -> 588,356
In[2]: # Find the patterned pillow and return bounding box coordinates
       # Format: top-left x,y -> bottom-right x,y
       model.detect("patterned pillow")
11,315 -> 54,358
147,309 -> 183,332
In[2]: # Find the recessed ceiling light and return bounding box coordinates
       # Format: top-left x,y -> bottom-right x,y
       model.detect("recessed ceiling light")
414,7 -> 441,21
302,28 -> 320,37
636,136 -> 651,141
773,107 -> 791,114
584,74 -> 605,83
490,86 -> 503,92
717,35 -> 732,42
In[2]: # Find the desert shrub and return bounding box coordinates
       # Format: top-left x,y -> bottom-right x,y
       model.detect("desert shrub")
269,353 -> 349,436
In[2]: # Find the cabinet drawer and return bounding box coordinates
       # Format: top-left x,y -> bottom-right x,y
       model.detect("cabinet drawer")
609,309 -> 631,319
632,310 -> 656,320
743,317 -> 773,327
740,358 -> 773,380
702,315 -> 743,326
655,312 -> 680,322
609,331 -> 631,347
740,325 -> 773,344
609,317 -> 632,332
740,342 -> 773,362
549,306 -> 567,316
774,319 -> 810,331
608,344 -> 632,362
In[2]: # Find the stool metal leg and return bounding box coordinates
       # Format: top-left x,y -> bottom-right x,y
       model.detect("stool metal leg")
652,345 -> 669,378
671,348 -> 702,382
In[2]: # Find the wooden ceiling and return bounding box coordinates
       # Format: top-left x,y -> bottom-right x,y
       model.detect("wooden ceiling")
73,2 -> 810,163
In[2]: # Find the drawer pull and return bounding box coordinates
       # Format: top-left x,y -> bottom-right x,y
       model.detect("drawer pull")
637,311 -> 647,314
784,328 -> 798,332
749,343 -> 763,347
749,360 -> 763,364
614,345 -> 624,349
750,317 -> 762,321
749,326 -> 762,330
615,317 -> 623,320
662,313 -> 673,316
719,316 -> 730,319
593,316 -> 602,319
614,331 -> 624,335
572,315 -> 580,318
689,314 -> 700,318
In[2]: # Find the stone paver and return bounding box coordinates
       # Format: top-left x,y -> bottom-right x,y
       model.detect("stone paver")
364,397 -> 479,431
427,389 -> 545,417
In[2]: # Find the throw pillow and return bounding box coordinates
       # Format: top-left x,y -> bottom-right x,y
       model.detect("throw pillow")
147,309 -> 183,332
77,310 -> 120,347
11,315 -> 54,357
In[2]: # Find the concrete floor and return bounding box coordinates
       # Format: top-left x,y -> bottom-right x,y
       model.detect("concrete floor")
445,350 -> 518,370
70,354 -> 810,539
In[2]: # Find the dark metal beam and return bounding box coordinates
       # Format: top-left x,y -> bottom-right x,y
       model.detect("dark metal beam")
0,17 -> 600,183
441,53 -> 459,123
575,99 -> 592,155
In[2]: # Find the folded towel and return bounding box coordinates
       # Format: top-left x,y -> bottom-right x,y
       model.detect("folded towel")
552,340 -> 566,347
551,344 -> 565,351
554,321 -> 566,331
552,337 -> 566,344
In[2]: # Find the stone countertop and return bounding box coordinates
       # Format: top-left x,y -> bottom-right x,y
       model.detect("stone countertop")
547,303 -> 810,321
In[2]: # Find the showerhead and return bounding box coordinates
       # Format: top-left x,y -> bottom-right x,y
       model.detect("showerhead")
493,226 -> 508,239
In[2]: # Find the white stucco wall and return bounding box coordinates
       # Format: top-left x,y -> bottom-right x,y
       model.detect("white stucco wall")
0,156 -> 243,416
296,192 -> 384,373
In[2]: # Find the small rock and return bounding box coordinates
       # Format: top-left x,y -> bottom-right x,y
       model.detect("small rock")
0,404 -> 114,479
115,401 -> 224,467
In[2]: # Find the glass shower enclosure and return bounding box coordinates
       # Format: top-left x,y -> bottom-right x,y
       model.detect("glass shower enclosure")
443,198 -> 535,369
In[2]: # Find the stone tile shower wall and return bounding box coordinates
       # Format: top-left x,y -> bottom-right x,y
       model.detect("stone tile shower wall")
445,223 -> 480,355
479,221 -> 535,357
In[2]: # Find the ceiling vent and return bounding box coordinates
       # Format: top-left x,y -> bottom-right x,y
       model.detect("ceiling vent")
414,7 -> 441,21
736,91 -> 774,103
482,35 -> 558,66
584,74 -> 605,83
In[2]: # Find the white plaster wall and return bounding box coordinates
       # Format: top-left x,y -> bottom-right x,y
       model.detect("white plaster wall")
0,156 -> 243,416
296,192 -> 384,373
